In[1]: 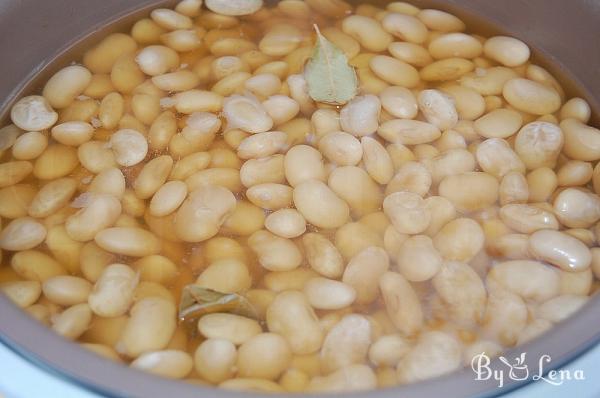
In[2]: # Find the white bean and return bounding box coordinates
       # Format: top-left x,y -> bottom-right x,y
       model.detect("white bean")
88,263 -> 138,317
11,96 -> 58,131
131,350 -> 193,379
396,331 -> 461,383
303,278 -> 356,310
529,230 -> 591,272
320,314 -> 371,373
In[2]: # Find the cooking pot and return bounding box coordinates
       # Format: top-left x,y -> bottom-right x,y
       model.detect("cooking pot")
0,1 -> 598,397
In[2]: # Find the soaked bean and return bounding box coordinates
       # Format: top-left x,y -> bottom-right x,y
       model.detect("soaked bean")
246,183 -> 293,211
370,57 -> 418,91
117,297 -> 176,358
88,264 -> 138,317
379,86 -> 418,119
11,95 -> 58,131
266,291 -> 323,355
342,15 -> 392,52
259,25 -> 302,57
198,313 -> 261,345
460,66 -> 518,96
223,95 -> 273,134
205,0 -> 263,16
42,276 -> 92,306
293,180 -> 349,229
248,230 -> 302,271
134,255 -> 178,285
560,98 -> 591,123
66,193 -> 121,242
529,229 -> 591,272
396,331 -> 461,384
553,188 -> 600,228
0,217 -> 46,251
488,260 -> 560,302
1,281 -> 41,308
527,167 -> 557,202
368,334 -> 410,367
12,132 -> 48,160
319,131 -> 363,166
77,141 -> 117,173
320,314 -> 371,373
342,247 -> 389,304
136,45 -> 180,76
174,90 -> 223,114
0,184 -> 36,219
237,333 -> 292,380
420,58 -> 474,82
396,235 -> 442,282
385,161 -> 431,197
433,218 -> 484,262
149,181 -> 187,217
381,13 -> 427,44
476,138 -> 525,178
499,171 -> 529,205
340,95 -> 381,137
384,191 -> 430,234
109,129 -> 148,167
52,303 -> 92,340
432,261 -> 486,327
380,270 -> 423,335
240,154 -> 285,188
237,131 -> 287,160
474,108 -> 523,138
503,78 -> 561,115
95,227 -> 161,257
561,118 -> 600,162
174,185 -> 236,242
263,96 -> 300,126
11,250 -> 65,281
440,84 -> 485,121
499,204 -> 558,233
194,339 -> 237,384
34,144 -> 79,180
483,288 -> 527,346
131,350 -> 193,379
303,278 -> 356,310
329,166 -> 382,217
361,137 -> 394,184
439,172 -> 499,212
378,119 -> 441,145
134,156 -> 173,199
483,36 -> 530,67
302,233 -> 344,279
417,89 -> 458,130
196,257 -> 251,293
387,41 -> 430,68
265,209 -> 306,239
557,160 -> 593,187
429,33 -> 482,59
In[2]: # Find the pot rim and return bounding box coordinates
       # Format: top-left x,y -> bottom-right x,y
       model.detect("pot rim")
0,1 -> 599,397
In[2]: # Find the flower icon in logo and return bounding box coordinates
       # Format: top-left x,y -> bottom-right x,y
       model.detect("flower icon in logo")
499,352 -> 529,381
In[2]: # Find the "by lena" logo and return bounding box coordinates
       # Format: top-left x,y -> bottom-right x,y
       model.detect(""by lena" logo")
471,352 -> 585,388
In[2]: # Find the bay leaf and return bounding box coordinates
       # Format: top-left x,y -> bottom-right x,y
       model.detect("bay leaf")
178,285 -> 259,333
305,25 -> 358,105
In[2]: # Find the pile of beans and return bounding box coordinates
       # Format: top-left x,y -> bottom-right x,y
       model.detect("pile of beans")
0,0 -> 599,393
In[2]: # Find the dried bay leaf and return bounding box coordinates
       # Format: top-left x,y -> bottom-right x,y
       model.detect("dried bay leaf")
178,285 -> 259,334
305,25 -> 358,105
